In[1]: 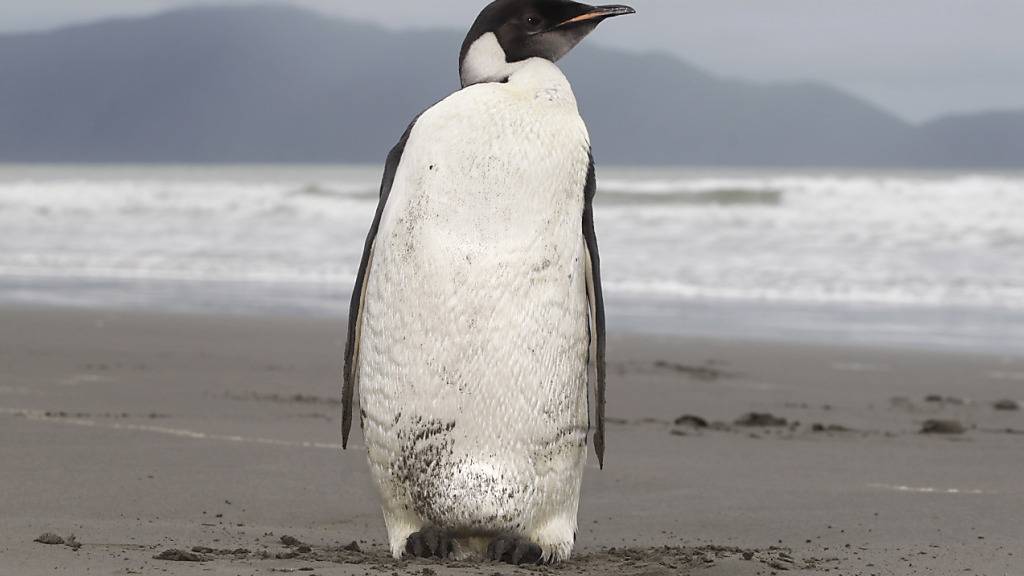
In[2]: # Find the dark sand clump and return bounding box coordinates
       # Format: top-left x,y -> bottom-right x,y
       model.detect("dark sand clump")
154,549 -> 208,562
33,532 -> 81,550
34,533 -> 64,545
925,394 -> 965,405
993,399 -> 1020,411
735,412 -> 788,427
811,423 -> 851,433
227,391 -> 342,406
674,415 -> 709,428
920,419 -> 967,434
343,541 -> 362,552
654,360 -> 733,381
191,546 -> 250,556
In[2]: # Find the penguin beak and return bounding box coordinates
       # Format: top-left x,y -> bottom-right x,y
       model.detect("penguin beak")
554,4 -> 636,28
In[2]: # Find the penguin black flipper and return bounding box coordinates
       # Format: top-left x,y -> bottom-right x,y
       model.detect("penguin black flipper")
582,151 -> 607,469
342,119 -> 419,449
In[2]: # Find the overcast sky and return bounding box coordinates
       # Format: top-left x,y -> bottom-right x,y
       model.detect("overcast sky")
2,0 -> 1022,121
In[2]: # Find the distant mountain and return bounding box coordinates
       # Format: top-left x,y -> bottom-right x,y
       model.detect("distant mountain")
907,112 -> 1024,167
0,5 -> 1021,167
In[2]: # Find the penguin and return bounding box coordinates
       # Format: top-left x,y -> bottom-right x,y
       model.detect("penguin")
342,0 -> 633,564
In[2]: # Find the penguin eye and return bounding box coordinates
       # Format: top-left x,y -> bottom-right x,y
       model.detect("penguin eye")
525,15 -> 544,30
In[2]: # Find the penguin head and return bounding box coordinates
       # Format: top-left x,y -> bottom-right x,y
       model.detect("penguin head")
459,0 -> 635,87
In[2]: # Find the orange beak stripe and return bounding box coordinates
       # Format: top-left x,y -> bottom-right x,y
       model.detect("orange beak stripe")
555,6 -> 635,28
557,12 -> 609,26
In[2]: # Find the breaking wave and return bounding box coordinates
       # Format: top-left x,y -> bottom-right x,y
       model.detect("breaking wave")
1,166 -> 1023,311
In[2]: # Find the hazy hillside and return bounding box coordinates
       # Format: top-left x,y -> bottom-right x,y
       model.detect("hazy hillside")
909,112 -> 1024,167
0,5 -> 1021,167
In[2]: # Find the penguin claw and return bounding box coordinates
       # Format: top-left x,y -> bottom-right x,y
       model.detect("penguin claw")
486,536 -> 543,565
404,527 -> 454,559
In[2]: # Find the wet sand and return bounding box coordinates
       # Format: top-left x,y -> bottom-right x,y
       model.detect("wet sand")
1,305 -> 1021,575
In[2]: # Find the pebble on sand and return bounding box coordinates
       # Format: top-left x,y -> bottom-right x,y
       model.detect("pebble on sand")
920,419 -> 967,434
33,533 -> 64,545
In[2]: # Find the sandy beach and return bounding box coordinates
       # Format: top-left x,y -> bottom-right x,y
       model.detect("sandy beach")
1,304 -> 1022,575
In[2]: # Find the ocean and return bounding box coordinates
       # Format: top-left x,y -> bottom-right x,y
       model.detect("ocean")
1,165 -> 1022,354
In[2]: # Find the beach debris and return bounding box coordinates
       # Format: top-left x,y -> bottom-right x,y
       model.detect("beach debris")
191,546 -> 250,556
343,541 -> 362,552
811,423 -> 851,433
653,360 -> 732,381
153,549 -> 208,562
65,534 -> 82,550
33,533 -> 64,545
674,415 -> 709,428
994,399 -> 1020,411
920,419 -> 967,434
227,391 -> 341,406
280,535 -> 304,547
735,412 -> 788,427
925,395 -> 966,405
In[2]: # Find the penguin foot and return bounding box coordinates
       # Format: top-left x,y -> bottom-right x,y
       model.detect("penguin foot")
403,527 -> 454,559
486,536 -> 543,565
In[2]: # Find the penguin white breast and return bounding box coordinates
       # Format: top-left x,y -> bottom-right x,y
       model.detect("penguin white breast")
358,60 -> 593,530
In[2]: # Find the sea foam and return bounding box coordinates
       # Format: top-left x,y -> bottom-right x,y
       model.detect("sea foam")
1,166 -> 1022,311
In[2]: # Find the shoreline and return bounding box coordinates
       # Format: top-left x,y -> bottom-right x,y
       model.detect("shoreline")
2,276 -> 1022,358
1,304 -> 1021,574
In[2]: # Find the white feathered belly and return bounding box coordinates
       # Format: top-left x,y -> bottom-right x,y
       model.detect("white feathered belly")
358,77 -> 592,533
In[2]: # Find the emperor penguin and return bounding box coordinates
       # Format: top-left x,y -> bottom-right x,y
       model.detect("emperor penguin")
342,0 -> 633,564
